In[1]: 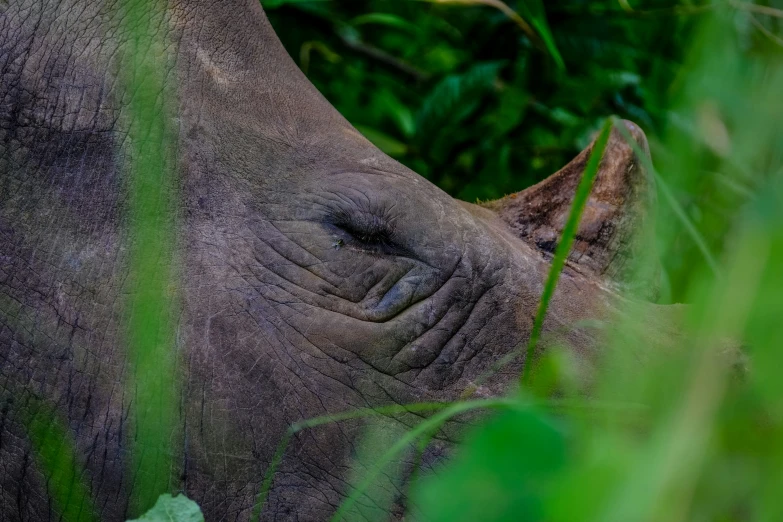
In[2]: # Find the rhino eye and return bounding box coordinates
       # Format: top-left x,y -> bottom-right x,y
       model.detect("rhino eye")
329,209 -> 399,253
339,219 -> 393,247
344,223 -> 392,247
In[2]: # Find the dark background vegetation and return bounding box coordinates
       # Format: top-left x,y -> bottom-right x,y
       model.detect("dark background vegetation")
266,0 -> 693,200
263,0 -> 782,303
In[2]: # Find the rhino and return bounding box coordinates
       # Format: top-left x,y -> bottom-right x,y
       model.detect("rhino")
0,0 -> 668,520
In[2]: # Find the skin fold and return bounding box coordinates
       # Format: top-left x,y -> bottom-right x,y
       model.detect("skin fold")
0,0 -> 662,520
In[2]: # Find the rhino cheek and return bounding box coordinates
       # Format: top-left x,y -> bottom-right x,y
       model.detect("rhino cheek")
189,212 -> 509,397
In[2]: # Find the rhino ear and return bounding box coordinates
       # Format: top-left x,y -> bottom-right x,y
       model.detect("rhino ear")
485,120 -> 660,298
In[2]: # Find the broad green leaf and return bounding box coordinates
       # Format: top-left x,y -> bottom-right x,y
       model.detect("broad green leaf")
491,86 -> 531,137
127,494 -> 204,522
415,61 -> 506,140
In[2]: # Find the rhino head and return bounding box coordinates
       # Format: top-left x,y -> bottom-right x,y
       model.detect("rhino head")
0,0 -> 663,519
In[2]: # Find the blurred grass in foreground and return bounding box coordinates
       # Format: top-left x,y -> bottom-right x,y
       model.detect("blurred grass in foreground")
121,0 -> 182,514
19,0 -> 182,519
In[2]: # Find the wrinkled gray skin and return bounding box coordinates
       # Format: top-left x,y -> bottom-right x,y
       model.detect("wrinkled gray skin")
0,0 -> 667,520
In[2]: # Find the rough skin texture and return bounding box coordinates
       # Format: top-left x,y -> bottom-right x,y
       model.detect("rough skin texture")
0,0 -> 659,520
486,122 -> 659,299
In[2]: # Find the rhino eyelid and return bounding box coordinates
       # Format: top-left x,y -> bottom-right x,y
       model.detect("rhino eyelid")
333,221 -> 395,250
323,210 -> 406,256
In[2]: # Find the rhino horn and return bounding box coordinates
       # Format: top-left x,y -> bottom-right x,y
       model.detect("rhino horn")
484,120 -> 660,298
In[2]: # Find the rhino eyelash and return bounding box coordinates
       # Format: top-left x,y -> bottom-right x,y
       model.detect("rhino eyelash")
326,204 -> 384,232
335,224 -> 396,254
325,212 -> 400,255
342,224 -> 394,247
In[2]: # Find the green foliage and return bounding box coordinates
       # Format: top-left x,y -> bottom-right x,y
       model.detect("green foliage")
126,494 -> 204,522
264,0 -> 689,201
413,407 -> 567,522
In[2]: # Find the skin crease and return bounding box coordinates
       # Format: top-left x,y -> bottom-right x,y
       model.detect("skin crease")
0,0 -> 669,520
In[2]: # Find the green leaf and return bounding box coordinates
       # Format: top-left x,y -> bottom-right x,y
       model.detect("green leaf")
412,407 -> 567,522
518,0 -> 565,71
349,13 -> 421,35
127,494 -> 204,522
415,61 -> 506,140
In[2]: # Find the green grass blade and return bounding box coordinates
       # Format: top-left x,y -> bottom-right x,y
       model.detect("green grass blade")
518,0 -> 565,71
251,430 -> 293,522
0,300 -> 99,522
655,173 -> 722,277
120,0 -> 182,513
520,117 -> 615,386
24,400 -> 98,522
